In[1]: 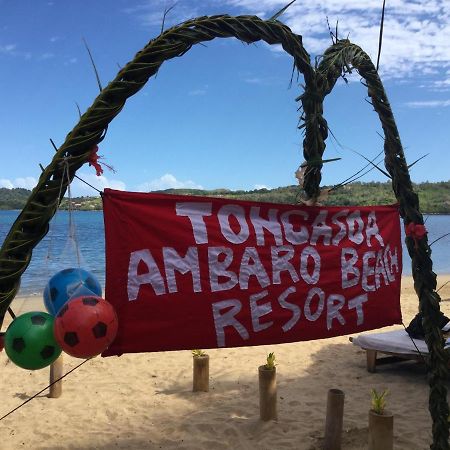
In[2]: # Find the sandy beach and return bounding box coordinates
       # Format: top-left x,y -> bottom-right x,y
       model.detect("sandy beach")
1,275 -> 450,449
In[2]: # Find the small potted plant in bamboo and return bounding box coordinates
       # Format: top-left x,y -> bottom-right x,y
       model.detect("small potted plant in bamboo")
259,352 -> 277,421
192,349 -> 209,392
368,388 -> 393,450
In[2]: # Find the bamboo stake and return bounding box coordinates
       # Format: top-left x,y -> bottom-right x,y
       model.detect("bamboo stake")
369,410 -> 394,450
193,355 -> 209,392
259,365 -> 277,421
48,354 -> 63,398
323,388 -> 345,450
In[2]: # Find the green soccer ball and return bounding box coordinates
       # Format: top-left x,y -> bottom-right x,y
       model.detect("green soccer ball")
5,311 -> 62,370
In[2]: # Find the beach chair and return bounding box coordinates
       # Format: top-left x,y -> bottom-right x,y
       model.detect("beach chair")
349,329 -> 450,373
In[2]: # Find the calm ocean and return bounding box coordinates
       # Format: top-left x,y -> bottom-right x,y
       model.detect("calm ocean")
1,209 -> 450,296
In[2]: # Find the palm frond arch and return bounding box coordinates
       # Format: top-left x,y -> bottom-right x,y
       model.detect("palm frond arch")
0,15 -> 448,449
316,40 -> 449,450
0,15 -> 316,319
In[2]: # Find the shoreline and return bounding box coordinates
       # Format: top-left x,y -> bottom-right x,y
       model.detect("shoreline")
3,208 -> 450,214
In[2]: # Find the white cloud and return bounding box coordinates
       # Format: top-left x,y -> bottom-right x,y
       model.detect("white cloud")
16,177 -> 37,189
0,44 -> 16,54
226,0 -> 450,89
69,173 -> 126,197
0,173 -> 126,197
64,57 -> 78,66
0,179 -> 14,189
123,1 -> 199,28
136,173 -> 203,191
405,99 -> 450,108
254,184 -> 270,190
0,177 -> 37,189
243,76 -> 281,86
245,77 -> 265,84
122,1 -> 450,90
40,52 -> 55,60
431,78 -> 450,90
188,88 -> 207,96
0,43 -> 32,60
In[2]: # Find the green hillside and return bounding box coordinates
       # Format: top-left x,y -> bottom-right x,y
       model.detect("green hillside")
0,188 -> 32,209
1,181 -> 450,213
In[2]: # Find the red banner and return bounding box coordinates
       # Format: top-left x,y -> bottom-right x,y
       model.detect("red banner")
102,189 -> 402,356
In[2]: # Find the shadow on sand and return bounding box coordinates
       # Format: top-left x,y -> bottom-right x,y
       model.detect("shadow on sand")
35,337 -> 444,450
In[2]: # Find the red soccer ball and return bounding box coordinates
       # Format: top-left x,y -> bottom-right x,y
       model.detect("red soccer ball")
54,295 -> 118,358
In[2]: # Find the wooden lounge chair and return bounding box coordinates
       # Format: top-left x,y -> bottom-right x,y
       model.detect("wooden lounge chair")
349,329 -> 449,373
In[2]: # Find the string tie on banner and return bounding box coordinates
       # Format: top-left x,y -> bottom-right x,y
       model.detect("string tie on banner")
405,222 -> 427,248
87,145 -> 115,176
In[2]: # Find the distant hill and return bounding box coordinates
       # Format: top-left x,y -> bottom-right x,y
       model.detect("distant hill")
2,181 -> 450,213
0,188 -> 32,210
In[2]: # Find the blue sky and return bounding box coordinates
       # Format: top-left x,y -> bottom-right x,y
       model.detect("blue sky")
0,0 -> 449,197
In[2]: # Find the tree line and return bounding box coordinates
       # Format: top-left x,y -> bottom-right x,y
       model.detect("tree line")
1,181 -> 450,213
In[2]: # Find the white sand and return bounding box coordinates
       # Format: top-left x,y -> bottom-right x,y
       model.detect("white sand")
1,275 -> 450,449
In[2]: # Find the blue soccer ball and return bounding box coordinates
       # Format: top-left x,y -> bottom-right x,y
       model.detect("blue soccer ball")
44,268 -> 102,315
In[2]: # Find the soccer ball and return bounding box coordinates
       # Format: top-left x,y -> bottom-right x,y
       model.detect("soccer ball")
54,295 -> 118,358
44,268 -> 102,315
5,311 -> 62,370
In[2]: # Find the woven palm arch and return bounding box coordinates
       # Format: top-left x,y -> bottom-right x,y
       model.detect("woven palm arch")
0,14 -> 448,448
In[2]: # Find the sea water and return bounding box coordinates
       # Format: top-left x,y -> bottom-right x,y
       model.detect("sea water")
1,209 -> 450,296
0,210 -> 105,296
